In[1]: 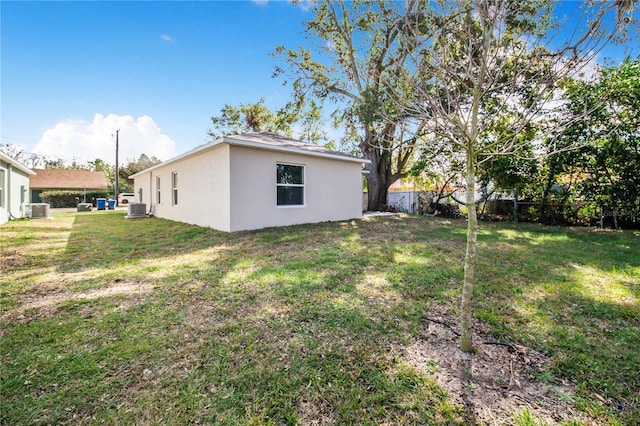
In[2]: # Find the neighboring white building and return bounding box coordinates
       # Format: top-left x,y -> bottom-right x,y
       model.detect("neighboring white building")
130,132 -> 370,232
0,152 -> 36,225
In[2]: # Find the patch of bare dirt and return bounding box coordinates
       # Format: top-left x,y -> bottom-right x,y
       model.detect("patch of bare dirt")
23,281 -> 154,309
297,394 -> 338,425
1,281 -> 155,325
399,315 -> 598,425
0,249 -> 28,272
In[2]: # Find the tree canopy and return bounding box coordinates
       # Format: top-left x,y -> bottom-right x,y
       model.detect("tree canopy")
274,0 -> 429,210
386,0 -> 636,351
208,98 -> 330,145
560,59 -> 640,228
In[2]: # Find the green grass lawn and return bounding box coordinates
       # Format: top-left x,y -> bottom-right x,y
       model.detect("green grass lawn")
1,211 -> 638,425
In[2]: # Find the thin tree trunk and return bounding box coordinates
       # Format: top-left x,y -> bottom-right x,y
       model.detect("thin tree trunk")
460,150 -> 478,353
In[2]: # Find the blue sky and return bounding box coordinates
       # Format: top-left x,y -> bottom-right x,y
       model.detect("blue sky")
1,1 -> 638,166
2,0 -> 313,164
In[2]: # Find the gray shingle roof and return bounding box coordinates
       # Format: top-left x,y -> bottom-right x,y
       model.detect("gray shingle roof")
224,132 -> 365,162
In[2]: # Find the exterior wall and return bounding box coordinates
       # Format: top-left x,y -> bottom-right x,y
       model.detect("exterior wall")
133,144 -> 232,232
0,160 -> 31,224
229,146 -> 363,232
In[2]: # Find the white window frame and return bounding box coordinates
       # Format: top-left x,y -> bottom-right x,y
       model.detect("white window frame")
172,172 -> 178,206
156,176 -> 161,204
276,163 -> 305,208
0,169 -> 5,208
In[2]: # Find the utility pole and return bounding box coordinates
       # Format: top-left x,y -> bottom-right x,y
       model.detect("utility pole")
115,129 -> 119,206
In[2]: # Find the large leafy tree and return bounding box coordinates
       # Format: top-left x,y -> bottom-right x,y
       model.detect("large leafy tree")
208,98 -> 330,145
119,154 -> 162,192
86,158 -> 116,194
274,0 -> 428,210
393,0 -> 635,351
208,98 -> 294,139
562,59 -> 640,228
0,144 -> 47,169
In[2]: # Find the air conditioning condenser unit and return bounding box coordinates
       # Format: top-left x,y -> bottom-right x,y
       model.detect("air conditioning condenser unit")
126,203 -> 148,219
26,203 -> 51,220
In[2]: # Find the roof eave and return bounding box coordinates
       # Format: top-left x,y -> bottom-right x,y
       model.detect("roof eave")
0,152 -> 36,176
130,135 -> 370,179
129,138 -> 225,179
223,135 -> 371,164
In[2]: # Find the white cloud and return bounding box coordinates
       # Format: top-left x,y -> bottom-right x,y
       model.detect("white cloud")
571,52 -> 602,82
160,34 -> 174,43
33,113 -> 177,165
296,0 -> 314,12
252,0 -> 312,11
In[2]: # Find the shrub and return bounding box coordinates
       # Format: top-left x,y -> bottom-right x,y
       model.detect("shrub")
40,190 -> 110,208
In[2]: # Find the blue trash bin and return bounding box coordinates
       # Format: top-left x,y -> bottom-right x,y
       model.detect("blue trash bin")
96,198 -> 107,210
107,199 -> 116,210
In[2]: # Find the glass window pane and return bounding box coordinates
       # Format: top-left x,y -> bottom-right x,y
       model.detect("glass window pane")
0,170 -> 4,208
277,164 -> 303,185
277,186 -> 304,206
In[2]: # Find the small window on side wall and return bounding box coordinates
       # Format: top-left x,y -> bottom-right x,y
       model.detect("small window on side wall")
156,176 -> 161,204
276,163 -> 304,206
0,170 -> 5,208
172,172 -> 178,205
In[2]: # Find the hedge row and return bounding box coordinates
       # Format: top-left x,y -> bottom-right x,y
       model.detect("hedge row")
40,191 -> 110,208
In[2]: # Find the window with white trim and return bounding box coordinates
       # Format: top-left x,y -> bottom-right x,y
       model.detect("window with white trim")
156,176 -> 161,204
0,170 -> 5,208
172,172 -> 178,205
276,163 -> 304,206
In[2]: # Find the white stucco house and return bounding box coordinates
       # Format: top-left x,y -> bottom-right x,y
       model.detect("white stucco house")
129,132 -> 370,232
0,152 -> 36,225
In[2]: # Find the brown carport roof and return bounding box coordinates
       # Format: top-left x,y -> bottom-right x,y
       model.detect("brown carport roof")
30,169 -> 108,190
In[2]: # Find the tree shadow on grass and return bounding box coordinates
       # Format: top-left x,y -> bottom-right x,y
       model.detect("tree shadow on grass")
361,218 -> 639,423
4,212 -> 637,424
59,211 -> 229,272
472,223 -> 639,423
229,215 -> 639,423
16,214 -> 463,423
